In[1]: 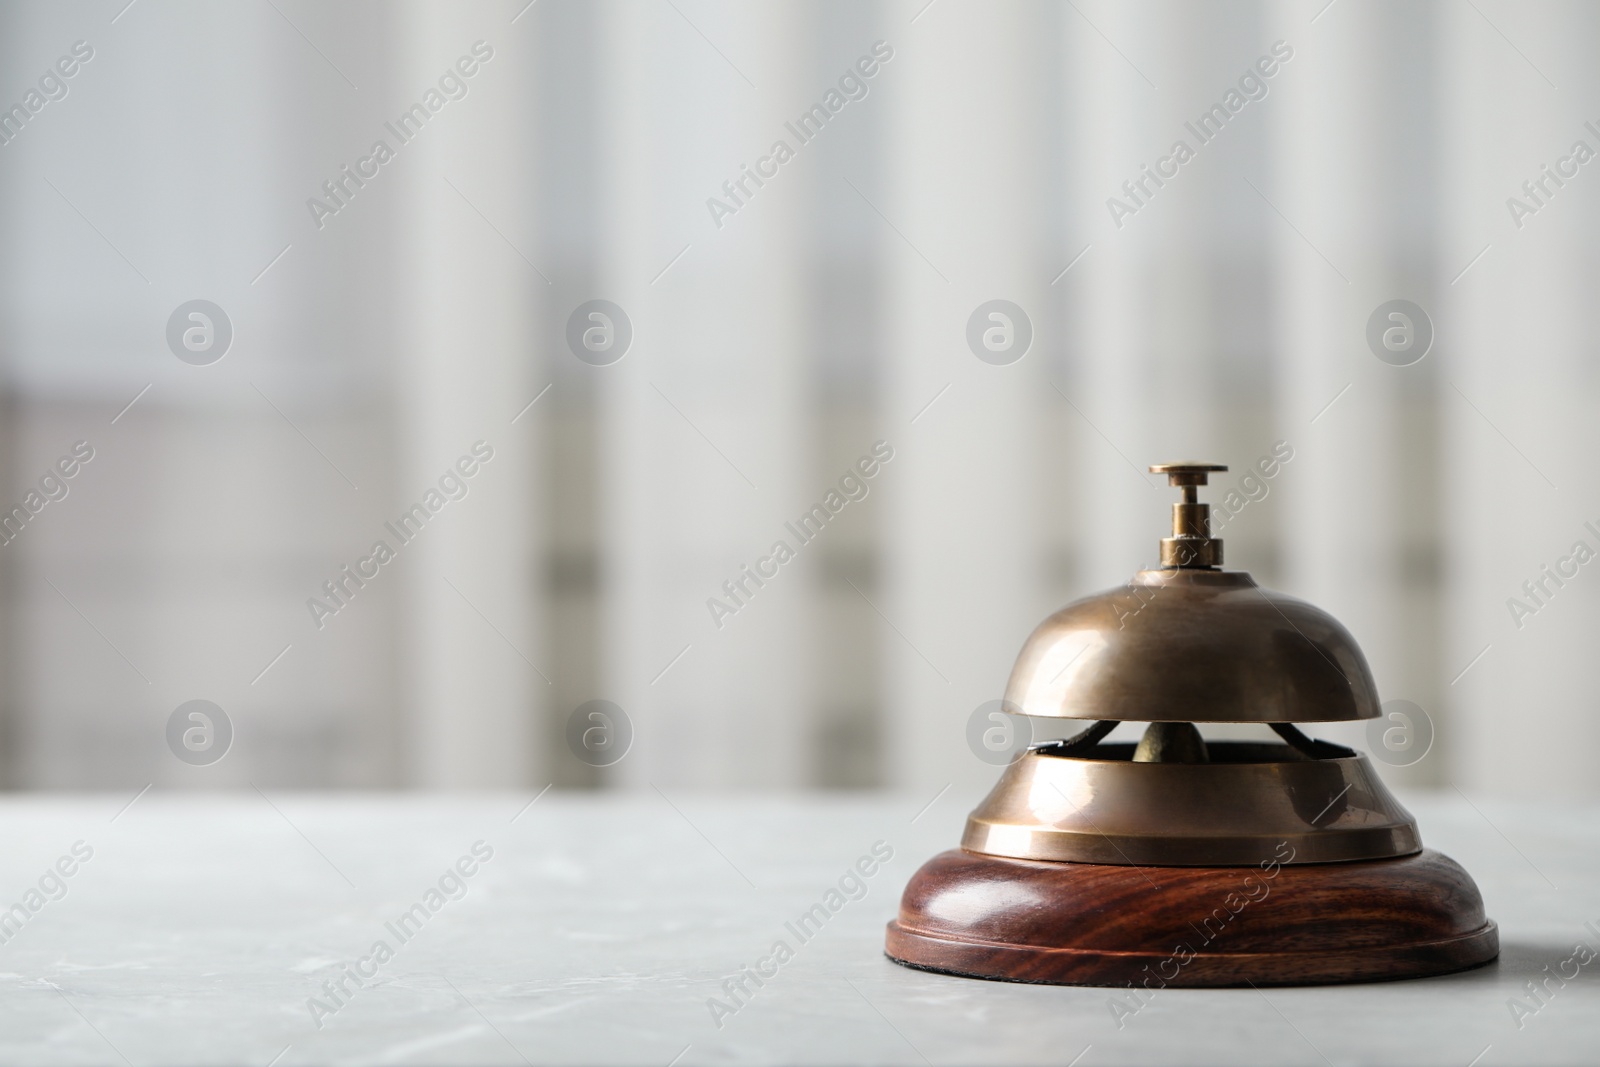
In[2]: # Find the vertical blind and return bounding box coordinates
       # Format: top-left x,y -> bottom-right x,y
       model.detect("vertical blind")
0,1 -> 1592,799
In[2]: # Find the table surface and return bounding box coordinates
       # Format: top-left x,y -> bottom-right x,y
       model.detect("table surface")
0,787 -> 1595,1066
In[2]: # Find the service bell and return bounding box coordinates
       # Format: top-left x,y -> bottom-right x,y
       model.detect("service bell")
886,463 -> 1498,986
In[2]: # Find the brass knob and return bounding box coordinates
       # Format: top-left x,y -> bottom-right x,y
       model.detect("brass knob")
1149,462 -> 1227,568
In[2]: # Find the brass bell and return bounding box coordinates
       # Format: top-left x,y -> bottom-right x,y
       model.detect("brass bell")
887,463 -> 1498,986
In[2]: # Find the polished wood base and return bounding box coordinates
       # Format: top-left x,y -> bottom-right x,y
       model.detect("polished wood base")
886,848 -> 1497,987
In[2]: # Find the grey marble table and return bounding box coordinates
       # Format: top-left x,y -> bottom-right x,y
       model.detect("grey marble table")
0,787 -> 1595,1066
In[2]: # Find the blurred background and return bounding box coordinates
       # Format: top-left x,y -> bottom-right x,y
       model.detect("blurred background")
0,0 -> 1592,799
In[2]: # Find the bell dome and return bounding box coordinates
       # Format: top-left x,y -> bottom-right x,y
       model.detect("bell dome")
1003,465 -> 1380,723
1003,567 -> 1380,722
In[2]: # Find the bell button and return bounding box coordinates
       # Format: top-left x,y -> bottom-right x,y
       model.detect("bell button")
1149,462 -> 1227,568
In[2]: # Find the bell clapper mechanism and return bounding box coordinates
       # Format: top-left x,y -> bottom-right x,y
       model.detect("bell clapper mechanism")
886,463 -> 1498,986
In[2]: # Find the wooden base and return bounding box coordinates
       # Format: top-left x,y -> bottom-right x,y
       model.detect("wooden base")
886,848 -> 1497,987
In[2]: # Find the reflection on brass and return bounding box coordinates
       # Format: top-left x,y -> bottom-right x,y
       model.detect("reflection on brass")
962,742 -> 1421,866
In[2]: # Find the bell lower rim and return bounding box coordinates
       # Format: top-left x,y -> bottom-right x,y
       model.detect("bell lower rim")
962,819 -> 1422,867
964,745 -> 1420,866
